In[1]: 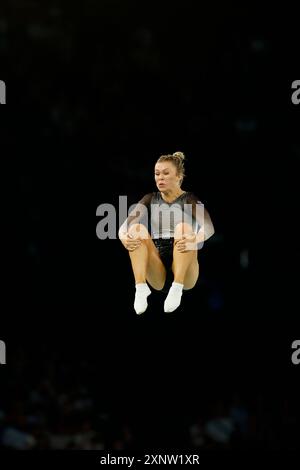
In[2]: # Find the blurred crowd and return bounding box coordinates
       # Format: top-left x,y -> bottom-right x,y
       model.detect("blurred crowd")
1,348 -> 299,450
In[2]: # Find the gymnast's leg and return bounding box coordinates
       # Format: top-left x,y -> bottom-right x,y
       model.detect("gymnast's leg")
164,222 -> 199,312
126,224 -> 166,314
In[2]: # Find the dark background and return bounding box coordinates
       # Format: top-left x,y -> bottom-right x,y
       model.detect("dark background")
1,0 -> 299,452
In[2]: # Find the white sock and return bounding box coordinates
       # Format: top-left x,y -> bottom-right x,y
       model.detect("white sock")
134,283 -> 151,315
164,282 -> 184,313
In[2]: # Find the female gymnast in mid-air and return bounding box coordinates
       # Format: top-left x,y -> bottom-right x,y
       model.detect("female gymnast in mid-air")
118,152 -> 215,314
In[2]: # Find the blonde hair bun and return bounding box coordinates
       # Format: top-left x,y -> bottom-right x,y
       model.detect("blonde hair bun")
173,151 -> 185,161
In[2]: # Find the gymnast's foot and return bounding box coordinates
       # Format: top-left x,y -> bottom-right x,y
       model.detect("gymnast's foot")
134,283 -> 151,315
164,282 -> 184,312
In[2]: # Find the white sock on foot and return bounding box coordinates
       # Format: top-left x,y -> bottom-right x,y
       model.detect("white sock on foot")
164,282 -> 184,313
134,283 -> 151,315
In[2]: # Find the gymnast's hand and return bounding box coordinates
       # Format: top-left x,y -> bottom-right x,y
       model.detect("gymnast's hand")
175,233 -> 197,253
121,233 -> 142,252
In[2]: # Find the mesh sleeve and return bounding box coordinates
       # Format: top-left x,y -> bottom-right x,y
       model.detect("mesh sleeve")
185,192 -> 214,238
119,193 -> 153,234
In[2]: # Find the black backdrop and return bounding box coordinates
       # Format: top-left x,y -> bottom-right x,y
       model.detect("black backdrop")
1,0 -> 300,454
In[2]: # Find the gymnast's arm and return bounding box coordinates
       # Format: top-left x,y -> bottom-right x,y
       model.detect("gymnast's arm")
118,193 -> 153,246
187,193 -> 215,245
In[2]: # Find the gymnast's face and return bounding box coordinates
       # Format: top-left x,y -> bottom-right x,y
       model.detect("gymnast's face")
154,161 -> 181,192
